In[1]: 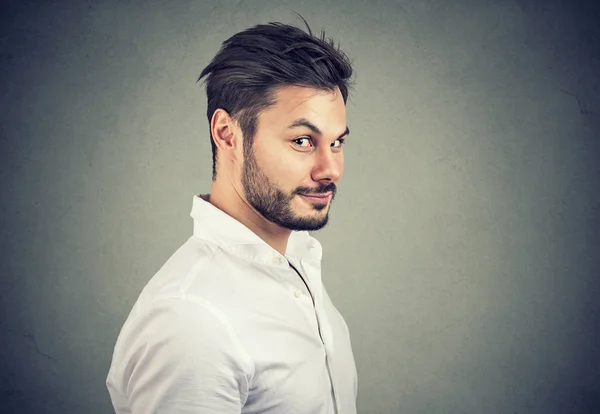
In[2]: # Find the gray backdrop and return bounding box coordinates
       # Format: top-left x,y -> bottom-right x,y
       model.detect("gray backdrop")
1,0 -> 599,413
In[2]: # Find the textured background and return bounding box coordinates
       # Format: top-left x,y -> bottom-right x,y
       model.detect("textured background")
1,0 -> 599,413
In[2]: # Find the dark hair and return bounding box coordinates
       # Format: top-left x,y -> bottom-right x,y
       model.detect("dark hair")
197,16 -> 354,181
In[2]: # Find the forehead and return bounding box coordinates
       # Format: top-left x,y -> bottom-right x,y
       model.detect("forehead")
257,85 -> 347,134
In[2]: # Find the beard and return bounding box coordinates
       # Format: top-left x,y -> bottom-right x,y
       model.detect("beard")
240,144 -> 336,232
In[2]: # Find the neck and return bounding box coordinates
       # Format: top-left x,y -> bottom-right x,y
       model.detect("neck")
209,181 -> 292,257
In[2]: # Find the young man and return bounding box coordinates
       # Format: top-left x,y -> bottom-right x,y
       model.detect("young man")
106,19 -> 358,414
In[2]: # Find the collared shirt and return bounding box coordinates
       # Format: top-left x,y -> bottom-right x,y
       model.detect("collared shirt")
106,194 -> 358,413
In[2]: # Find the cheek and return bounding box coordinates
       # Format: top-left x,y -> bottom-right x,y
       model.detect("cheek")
278,161 -> 306,183
337,156 -> 345,177
262,152 -> 304,183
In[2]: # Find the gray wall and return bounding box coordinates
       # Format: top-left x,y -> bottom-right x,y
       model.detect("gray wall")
1,0 -> 599,413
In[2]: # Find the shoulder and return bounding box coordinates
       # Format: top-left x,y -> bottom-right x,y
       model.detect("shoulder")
108,296 -> 255,412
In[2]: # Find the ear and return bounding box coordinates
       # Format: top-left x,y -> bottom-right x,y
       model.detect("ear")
211,108 -> 241,163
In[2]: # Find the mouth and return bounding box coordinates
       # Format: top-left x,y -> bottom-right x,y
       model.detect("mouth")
299,192 -> 332,203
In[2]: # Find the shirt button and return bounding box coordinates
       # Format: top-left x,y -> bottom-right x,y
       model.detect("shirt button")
294,289 -> 302,298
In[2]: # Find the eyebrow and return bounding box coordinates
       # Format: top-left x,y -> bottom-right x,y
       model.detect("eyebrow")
288,118 -> 350,139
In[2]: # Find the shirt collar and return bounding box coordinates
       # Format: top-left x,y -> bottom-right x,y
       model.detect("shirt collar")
190,194 -> 323,267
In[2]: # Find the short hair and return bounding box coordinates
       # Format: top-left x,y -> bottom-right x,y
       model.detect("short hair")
197,15 -> 354,181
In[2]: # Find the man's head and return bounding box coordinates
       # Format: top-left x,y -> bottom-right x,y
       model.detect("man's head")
198,18 -> 354,232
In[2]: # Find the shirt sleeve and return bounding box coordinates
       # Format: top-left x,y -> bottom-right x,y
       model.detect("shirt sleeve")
112,297 -> 254,414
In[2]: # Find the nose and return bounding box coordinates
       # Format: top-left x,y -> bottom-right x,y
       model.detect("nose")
311,146 -> 343,183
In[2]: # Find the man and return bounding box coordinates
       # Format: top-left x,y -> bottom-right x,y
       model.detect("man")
106,18 -> 358,414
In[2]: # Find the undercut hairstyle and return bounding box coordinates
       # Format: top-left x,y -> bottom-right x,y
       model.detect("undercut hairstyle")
197,16 -> 354,181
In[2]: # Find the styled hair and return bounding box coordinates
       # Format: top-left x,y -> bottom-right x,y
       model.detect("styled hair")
197,15 -> 354,181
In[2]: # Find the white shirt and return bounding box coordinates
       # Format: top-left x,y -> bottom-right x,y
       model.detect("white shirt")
106,194 -> 358,413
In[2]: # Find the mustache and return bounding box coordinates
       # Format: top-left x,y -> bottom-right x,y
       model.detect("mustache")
297,185 -> 336,196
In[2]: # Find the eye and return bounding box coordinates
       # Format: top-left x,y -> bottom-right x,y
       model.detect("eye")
332,138 -> 346,149
292,136 -> 312,148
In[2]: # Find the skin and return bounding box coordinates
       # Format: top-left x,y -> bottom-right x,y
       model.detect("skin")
208,85 -> 348,257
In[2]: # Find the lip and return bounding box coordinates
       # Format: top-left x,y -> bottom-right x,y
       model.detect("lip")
300,193 -> 332,203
